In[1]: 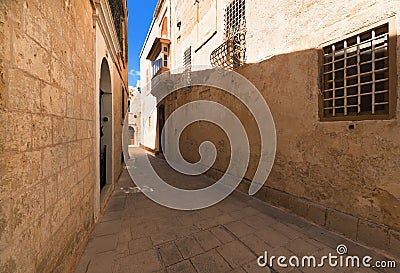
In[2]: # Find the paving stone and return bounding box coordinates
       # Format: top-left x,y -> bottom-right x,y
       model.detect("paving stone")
195,214 -> 235,230
132,221 -> 159,238
243,260 -> 272,273
267,247 -> 296,273
213,214 -> 236,226
225,221 -> 256,238
105,196 -> 126,211
240,233 -> 272,255
118,226 -> 132,244
271,222 -> 304,240
217,240 -> 256,268
174,225 -> 200,238
100,210 -> 125,223
302,226 -> 343,250
242,214 -> 277,230
115,241 -> 129,258
302,266 -> 342,273
175,236 -> 204,258
210,226 -> 235,244
115,249 -> 161,273
151,231 -> 177,245
87,234 -> 118,254
128,236 -> 153,255
285,237 -> 321,256
218,199 -> 245,213
197,206 -> 224,219
230,268 -> 247,273
167,260 -> 197,273
92,220 -> 121,237
280,213 -> 312,231
158,242 -> 183,266
74,165 -> 399,273
236,206 -> 260,218
256,226 -> 291,247
86,251 -> 115,273
178,212 -> 205,226
157,218 -> 181,233
194,230 -> 222,251
73,254 -> 91,273
191,249 -> 232,273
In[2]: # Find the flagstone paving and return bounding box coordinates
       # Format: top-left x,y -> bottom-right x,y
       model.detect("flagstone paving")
74,150 -> 399,273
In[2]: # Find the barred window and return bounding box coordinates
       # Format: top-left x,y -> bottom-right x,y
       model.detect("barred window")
321,23 -> 396,120
210,0 -> 246,71
225,0 -> 245,38
225,0 -> 246,69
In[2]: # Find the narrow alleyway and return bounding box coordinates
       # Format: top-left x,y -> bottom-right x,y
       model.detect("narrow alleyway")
74,149 -> 399,273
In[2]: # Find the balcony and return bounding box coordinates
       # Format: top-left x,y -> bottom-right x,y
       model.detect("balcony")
151,58 -> 163,77
146,37 -> 171,78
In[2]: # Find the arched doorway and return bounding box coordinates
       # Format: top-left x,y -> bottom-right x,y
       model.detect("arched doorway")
99,58 -> 113,191
157,104 -> 165,152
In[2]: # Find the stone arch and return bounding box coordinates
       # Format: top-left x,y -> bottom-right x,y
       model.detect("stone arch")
99,58 -> 113,191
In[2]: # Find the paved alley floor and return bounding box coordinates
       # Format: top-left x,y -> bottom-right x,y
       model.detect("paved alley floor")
74,150 -> 399,273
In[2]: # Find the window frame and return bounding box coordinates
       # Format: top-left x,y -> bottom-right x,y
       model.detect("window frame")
318,17 -> 397,122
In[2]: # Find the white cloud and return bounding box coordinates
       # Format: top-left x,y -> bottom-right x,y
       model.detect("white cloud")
129,69 -> 141,77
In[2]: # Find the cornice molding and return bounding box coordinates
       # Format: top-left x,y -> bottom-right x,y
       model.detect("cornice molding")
94,0 -> 122,68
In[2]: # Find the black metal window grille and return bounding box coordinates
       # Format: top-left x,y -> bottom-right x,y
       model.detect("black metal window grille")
224,0 -> 246,39
210,0 -> 246,71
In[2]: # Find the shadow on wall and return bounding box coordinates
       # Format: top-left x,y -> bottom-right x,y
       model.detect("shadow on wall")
146,40 -> 400,239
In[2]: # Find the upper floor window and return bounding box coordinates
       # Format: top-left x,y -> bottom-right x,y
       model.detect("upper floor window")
225,0 -> 246,38
210,0 -> 246,70
320,22 -> 396,121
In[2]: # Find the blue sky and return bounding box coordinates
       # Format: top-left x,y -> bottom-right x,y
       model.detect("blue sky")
127,0 -> 159,86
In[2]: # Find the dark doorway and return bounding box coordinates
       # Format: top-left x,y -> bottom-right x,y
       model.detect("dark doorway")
158,104 -> 165,153
99,59 -> 112,192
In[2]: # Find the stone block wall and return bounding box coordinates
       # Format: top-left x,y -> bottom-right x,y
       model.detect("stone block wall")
0,0 -> 96,272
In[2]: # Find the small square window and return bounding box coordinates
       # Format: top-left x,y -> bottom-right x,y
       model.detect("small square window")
320,22 -> 396,121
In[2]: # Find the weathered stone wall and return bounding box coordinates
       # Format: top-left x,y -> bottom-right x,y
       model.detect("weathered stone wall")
159,0 -> 400,257
0,0 -> 97,272
128,88 -> 142,146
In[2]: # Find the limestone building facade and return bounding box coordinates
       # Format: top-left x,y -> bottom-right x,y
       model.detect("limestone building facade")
0,0 -> 128,272
140,0 -> 400,257
128,85 -> 142,147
